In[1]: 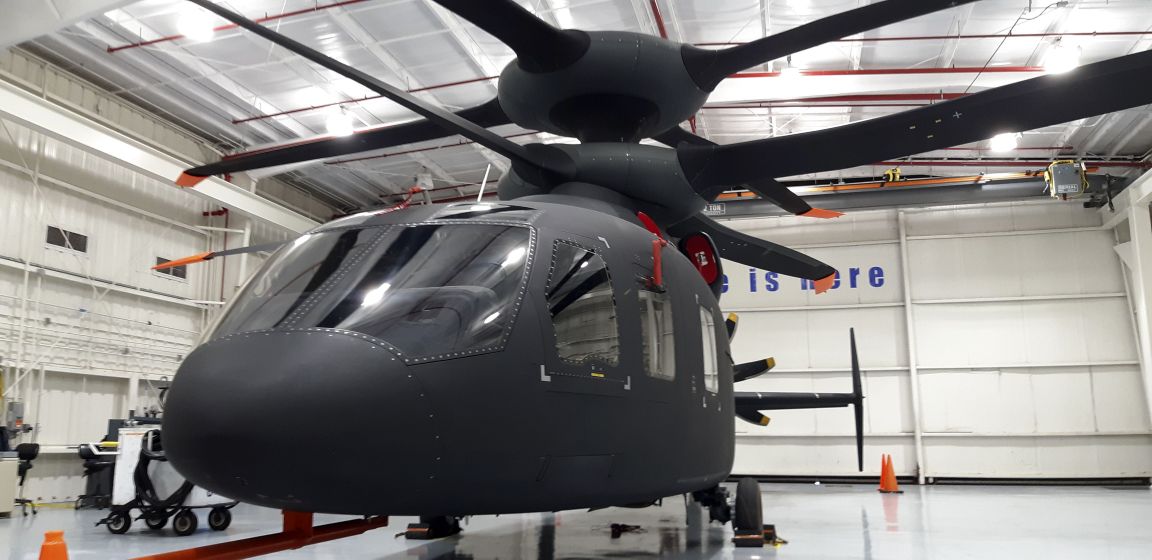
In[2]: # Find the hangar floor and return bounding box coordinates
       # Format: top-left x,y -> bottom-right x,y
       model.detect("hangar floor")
3,483 -> 1150,559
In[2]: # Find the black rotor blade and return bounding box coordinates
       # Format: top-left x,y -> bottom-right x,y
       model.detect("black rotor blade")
653,127 -> 834,217
684,0 -> 979,91
679,48 -> 1152,189
184,98 -> 512,181
184,0 -> 569,181
667,215 -> 836,289
429,0 -> 589,73
152,241 -> 286,271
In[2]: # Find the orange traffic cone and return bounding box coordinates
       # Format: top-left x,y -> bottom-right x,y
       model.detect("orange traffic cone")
39,530 -> 69,560
878,454 -> 903,494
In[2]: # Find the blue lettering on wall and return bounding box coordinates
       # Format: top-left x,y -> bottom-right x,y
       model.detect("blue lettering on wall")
869,266 -> 885,287
765,272 -> 779,292
791,265 -> 886,291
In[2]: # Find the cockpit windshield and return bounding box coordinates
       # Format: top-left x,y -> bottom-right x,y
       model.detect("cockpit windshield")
206,223 -> 533,362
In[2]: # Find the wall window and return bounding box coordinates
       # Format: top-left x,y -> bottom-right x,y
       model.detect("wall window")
639,290 -> 675,380
546,241 -> 619,367
46,226 -> 87,253
700,306 -> 718,393
154,257 -> 188,280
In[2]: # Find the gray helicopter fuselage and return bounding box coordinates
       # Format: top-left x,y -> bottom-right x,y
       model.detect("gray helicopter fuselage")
163,197 -> 734,516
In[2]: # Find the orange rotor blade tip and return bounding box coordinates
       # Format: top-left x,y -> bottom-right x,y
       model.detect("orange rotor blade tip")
813,273 -> 836,294
175,172 -> 208,187
152,252 -> 213,270
801,208 -> 844,219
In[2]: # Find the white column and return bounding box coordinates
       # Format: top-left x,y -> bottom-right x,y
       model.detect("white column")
127,373 -> 140,419
898,212 -> 928,484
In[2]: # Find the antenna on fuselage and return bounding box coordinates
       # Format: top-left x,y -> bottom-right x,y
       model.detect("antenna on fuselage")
477,163 -> 493,201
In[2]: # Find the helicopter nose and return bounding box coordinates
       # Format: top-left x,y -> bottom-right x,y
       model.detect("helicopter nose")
163,329 -> 441,512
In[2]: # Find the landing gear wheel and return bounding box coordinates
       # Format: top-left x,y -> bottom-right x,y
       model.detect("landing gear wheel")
106,512 -> 132,534
208,507 -> 232,531
733,477 -> 763,531
732,477 -> 766,548
144,513 -> 168,530
172,510 -> 198,536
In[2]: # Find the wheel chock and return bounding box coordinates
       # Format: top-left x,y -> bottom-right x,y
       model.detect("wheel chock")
404,523 -> 434,540
404,516 -> 462,540
733,524 -> 787,548
764,524 -> 788,546
732,528 -> 765,547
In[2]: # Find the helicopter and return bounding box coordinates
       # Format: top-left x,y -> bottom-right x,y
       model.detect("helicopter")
154,0 -> 1152,542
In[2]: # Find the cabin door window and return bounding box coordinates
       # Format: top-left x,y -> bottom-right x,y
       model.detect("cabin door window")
699,306 -> 719,393
639,290 -> 675,380
545,241 -> 620,367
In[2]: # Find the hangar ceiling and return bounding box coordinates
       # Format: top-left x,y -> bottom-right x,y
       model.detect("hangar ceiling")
12,0 -> 1152,212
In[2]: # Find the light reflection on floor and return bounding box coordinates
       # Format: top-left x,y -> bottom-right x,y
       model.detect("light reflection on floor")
4,483 -> 1152,559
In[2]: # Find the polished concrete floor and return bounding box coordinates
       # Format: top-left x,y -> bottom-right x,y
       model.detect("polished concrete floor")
4,483 -> 1152,559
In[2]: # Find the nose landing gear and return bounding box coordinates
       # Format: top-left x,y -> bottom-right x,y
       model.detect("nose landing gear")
693,478 -> 784,548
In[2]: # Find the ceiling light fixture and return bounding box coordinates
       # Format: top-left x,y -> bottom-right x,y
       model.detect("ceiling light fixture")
178,9 -> 217,43
779,55 -> 803,80
326,108 -> 354,137
1043,42 -> 1081,75
989,132 -> 1020,152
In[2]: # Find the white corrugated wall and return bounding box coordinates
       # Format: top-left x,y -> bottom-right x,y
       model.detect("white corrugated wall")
0,109 -> 295,502
725,201 -> 1152,480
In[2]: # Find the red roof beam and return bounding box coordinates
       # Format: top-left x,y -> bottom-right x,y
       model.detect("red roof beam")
106,0 -> 373,53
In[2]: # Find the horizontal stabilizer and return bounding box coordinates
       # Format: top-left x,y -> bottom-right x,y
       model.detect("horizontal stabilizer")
734,391 -> 857,411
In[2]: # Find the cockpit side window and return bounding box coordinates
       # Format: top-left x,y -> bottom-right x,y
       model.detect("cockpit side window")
639,290 -> 675,380
699,305 -> 719,393
545,241 -> 620,367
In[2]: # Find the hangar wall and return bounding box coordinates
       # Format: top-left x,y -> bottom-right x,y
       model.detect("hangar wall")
724,201 -> 1152,481
0,57 -> 302,501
